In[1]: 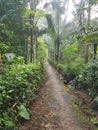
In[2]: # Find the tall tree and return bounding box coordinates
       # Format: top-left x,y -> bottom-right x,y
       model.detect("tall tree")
46,0 -> 69,61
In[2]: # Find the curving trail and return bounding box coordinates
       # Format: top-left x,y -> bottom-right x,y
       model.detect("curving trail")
20,63 -> 92,130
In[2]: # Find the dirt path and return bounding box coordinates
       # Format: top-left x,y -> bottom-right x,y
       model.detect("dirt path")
20,63 -> 92,130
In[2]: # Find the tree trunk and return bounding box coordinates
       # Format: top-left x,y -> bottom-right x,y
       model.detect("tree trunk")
29,1 -> 35,63
0,54 -> 3,73
56,36 -> 60,62
88,0 -> 91,26
30,28 -> 34,63
35,38 -> 38,62
24,40 -> 28,64
94,43 -> 97,60
54,43 -> 57,61
85,44 -> 90,64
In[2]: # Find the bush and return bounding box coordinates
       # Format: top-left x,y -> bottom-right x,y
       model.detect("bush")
56,64 -> 65,73
68,57 -> 85,76
58,44 -> 85,82
0,63 -> 45,129
48,59 -> 57,68
49,55 -> 85,82
76,61 -> 98,97
55,57 -> 85,82
12,56 -> 24,64
2,55 -> 24,67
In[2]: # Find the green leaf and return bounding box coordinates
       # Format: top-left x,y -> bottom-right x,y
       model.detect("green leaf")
18,105 -> 30,120
4,120 -> 15,127
90,117 -> 98,125
82,31 -> 98,43
27,9 -> 35,15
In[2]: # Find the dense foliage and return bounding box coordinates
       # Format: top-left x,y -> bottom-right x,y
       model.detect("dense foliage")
46,0 -> 98,99
0,0 -> 98,129
0,1 -> 47,129
76,61 -> 98,97
49,43 -> 85,82
0,62 -> 45,129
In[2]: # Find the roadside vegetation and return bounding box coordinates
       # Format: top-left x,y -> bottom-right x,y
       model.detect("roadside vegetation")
0,0 -> 98,129
0,1 -> 47,129
47,0 -> 98,98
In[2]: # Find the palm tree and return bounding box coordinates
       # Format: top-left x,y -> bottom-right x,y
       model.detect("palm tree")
46,0 -> 69,61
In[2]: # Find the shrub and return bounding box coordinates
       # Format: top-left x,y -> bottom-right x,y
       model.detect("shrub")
55,57 -> 85,82
49,55 -> 85,83
0,63 -> 45,129
12,56 -> 24,64
76,61 -> 98,97
59,44 -> 85,82
68,57 -> 85,76
56,64 -> 65,73
48,59 -> 57,68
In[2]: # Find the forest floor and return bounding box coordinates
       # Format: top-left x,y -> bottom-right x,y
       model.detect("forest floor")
20,63 -> 94,130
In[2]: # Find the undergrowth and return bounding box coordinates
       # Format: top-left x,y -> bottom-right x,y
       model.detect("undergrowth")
0,63 -> 45,129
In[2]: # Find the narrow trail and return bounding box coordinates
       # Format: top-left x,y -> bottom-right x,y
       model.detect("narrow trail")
20,63 -> 92,130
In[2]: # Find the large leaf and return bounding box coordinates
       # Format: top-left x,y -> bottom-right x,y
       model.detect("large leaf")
18,105 -> 30,120
46,14 -> 56,42
82,31 -> 98,43
4,120 -> 15,127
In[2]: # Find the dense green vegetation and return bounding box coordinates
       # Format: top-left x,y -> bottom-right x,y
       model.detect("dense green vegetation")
46,0 -> 98,98
0,40 -> 46,129
0,0 -> 98,129
76,61 -> 98,97
0,0 -> 47,129
0,62 -> 45,129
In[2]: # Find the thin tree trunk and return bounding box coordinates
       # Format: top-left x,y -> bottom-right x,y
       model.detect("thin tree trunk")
54,43 -> 57,61
24,39 -> 28,64
29,1 -> 35,63
88,0 -> 91,26
56,43 -> 59,61
35,32 -> 38,63
56,36 -> 60,62
0,54 -> 3,73
94,43 -> 97,60
30,28 -> 34,63
85,44 -> 90,63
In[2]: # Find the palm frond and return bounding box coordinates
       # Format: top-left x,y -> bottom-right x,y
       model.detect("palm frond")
51,0 -> 64,14
46,14 -> 56,42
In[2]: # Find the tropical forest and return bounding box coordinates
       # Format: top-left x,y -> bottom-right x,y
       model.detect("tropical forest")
0,0 -> 98,130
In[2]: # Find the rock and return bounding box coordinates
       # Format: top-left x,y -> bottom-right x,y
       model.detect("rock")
68,79 -> 76,87
63,80 -> 67,84
68,85 -> 75,90
59,75 -> 64,80
90,97 -> 98,111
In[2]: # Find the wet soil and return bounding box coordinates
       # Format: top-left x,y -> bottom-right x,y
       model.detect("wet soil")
19,63 -> 93,130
